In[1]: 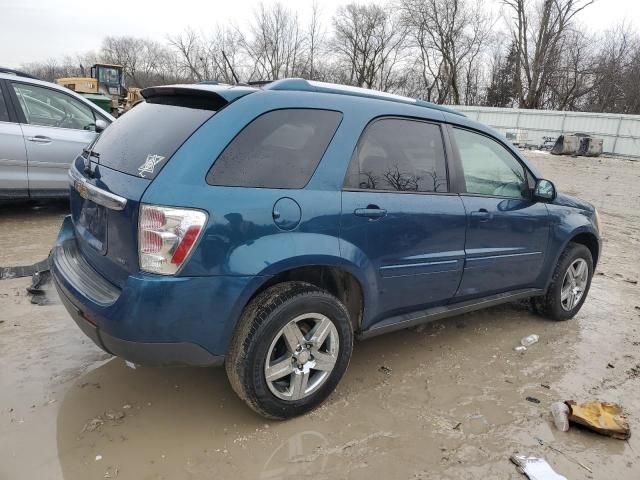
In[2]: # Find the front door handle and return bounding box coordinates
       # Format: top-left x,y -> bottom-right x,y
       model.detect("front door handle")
471,208 -> 491,222
354,205 -> 387,219
27,135 -> 52,144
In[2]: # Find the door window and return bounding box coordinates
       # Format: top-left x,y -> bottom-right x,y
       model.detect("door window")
207,109 -> 343,189
344,118 -> 448,193
12,83 -> 96,131
0,84 -> 9,122
453,128 -> 528,199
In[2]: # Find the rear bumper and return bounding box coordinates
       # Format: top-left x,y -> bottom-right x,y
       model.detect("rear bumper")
50,215 -> 262,366
54,280 -> 224,367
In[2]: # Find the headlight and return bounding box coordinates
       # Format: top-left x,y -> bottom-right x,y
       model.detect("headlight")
594,208 -> 602,235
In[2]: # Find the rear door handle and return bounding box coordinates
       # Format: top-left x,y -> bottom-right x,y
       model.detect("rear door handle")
27,135 -> 52,144
354,206 -> 387,219
471,208 -> 491,222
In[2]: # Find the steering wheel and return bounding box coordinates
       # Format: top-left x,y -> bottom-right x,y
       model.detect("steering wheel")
54,112 -> 72,128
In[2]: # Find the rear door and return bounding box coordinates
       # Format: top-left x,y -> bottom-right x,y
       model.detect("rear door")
9,81 -> 102,196
0,80 -> 28,199
450,127 -> 550,298
340,118 -> 467,323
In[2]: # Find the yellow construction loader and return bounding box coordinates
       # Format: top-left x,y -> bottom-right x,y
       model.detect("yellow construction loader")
56,64 -> 141,116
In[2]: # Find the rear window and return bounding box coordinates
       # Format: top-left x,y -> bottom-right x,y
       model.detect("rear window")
93,102 -> 214,179
207,109 -> 342,189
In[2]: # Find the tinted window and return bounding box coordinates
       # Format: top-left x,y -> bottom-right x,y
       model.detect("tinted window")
344,118 -> 448,193
93,102 -> 214,179
453,128 -> 527,199
0,84 -> 9,122
12,83 -> 95,130
207,109 -> 342,189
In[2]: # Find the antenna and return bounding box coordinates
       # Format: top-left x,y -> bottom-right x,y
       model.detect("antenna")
222,51 -> 239,84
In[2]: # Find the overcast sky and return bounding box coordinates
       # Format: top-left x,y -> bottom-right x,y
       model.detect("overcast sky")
2,0 -> 639,68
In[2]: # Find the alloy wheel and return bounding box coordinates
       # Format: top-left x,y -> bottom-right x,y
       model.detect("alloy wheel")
264,313 -> 339,401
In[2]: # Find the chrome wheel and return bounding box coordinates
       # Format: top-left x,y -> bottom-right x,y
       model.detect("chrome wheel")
560,258 -> 589,311
264,313 -> 339,401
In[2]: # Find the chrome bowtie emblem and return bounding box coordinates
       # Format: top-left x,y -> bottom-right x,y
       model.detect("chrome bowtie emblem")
138,154 -> 165,178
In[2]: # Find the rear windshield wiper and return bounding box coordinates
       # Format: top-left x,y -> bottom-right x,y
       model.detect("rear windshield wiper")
82,147 -> 100,159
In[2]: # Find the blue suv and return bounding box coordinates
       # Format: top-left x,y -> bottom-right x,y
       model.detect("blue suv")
50,79 -> 601,419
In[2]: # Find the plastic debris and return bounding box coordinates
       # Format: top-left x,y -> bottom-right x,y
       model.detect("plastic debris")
95,455 -> 103,461
521,334 -> 539,347
82,417 -> 104,433
551,402 -> 570,432
514,345 -> 527,353
105,410 -> 125,421
566,400 -> 630,439
125,361 -> 137,369
510,453 -> 567,480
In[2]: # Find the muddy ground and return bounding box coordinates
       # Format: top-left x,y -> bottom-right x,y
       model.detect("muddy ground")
1,152 -> 639,480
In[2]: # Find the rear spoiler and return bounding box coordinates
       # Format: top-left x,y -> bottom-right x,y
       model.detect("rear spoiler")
141,85 -> 257,111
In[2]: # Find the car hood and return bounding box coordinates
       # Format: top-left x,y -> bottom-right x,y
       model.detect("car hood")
552,192 -> 595,212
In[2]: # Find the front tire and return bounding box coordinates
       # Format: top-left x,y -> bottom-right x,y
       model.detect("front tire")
533,242 -> 594,321
226,282 -> 353,419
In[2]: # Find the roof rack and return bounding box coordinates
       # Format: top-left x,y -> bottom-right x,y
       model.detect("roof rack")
0,67 -> 40,80
263,78 -> 465,117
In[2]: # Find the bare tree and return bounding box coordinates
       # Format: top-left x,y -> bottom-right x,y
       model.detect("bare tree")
332,3 -> 407,90
400,0 -> 492,104
238,2 -> 306,81
501,0 -> 594,108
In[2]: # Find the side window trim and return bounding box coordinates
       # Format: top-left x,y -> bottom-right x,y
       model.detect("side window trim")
342,115 -> 451,195
2,80 -> 27,124
447,124 -> 536,198
0,79 -> 14,123
10,81 -> 97,130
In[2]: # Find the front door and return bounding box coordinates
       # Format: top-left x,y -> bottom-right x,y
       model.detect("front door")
450,127 -> 550,298
340,118 -> 467,325
10,82 -> 99,196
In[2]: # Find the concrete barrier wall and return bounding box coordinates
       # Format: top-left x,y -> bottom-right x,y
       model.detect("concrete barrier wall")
453,106 -> 640,159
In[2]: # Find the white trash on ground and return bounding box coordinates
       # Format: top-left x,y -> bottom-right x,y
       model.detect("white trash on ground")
550,402 -> 570,432
510,453 -> 567,480
521,334 -> 540,347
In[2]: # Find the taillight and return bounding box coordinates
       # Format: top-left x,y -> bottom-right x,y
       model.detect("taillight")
138,204 -> 207,275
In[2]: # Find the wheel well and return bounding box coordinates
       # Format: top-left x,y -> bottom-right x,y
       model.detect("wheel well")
253,266 -> 364,332
570,232 -> 599,266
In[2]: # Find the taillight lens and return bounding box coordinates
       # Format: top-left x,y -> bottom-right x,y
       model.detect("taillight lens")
138,204 -> 207,275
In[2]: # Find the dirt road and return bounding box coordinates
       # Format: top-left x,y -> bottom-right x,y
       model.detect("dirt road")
1,152 -> 639,479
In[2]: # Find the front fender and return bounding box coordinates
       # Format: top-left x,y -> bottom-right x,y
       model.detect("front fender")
539,204 -> 601,289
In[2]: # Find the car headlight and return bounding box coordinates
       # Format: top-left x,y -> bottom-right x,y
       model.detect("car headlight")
594,208 -> 602,235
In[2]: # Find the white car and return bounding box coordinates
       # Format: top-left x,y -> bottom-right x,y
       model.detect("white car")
0,68 -> 114,200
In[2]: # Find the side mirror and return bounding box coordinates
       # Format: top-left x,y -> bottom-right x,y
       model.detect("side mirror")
534,179 -> 556,201
95,119 -> 108,133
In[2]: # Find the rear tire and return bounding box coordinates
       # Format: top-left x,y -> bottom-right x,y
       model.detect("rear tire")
226,282 -> 353,419
533,242 -> 593,321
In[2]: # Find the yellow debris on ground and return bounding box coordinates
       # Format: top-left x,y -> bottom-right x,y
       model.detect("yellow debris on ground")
566,401 -> 630,440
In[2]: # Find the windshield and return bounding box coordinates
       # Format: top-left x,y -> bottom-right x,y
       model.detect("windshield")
92,101 -> 215,179
97,67 -> 121,86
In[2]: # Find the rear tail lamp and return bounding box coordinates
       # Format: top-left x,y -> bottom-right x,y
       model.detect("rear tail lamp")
138,204 -> 207,275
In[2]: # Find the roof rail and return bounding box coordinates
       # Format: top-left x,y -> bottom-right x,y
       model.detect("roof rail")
264,78 -> 465,117
0,67 -> 40,80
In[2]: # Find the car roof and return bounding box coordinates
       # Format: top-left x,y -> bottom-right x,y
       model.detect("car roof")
0,71 -> 116,122
263,79 -> 465,117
